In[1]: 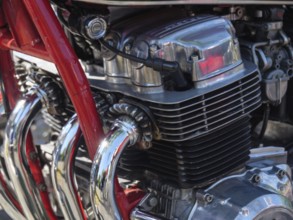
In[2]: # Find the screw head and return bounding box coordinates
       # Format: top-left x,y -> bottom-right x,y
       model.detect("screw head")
276,169 -> 286,179
250,174 -> 261,184
204,193 -> 214,203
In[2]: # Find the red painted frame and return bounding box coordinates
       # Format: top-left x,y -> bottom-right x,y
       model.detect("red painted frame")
0,1 -> 144,219
0,0 -> 104,219
0,0 -> 104,160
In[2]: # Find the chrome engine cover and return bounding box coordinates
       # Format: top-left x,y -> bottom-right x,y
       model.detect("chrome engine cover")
189,164 -> 293,220
102,15 -> 242,93
131,163 -> 293,220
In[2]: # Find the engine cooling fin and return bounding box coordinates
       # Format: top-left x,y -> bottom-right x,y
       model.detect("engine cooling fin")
148,71 -> 261,142
119,116 -> 252,188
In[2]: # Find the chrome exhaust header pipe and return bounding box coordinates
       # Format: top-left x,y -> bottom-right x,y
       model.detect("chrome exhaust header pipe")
0,125 -> 24,219
90,117 -> 140,220
0,180 -> 25,220
4,90 -> 50,220
52,114 -> 86,220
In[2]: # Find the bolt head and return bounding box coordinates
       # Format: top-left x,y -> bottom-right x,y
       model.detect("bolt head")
148,197 -> 158,207
276,169 -> 286,179
204,193 -> 214,203
250,174 -> 261,184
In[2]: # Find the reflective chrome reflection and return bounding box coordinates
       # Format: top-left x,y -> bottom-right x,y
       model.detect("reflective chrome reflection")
0,179 -> 25,220
52,114 -> 86,220
4,91 -> 49,220
90,118 -> 139,220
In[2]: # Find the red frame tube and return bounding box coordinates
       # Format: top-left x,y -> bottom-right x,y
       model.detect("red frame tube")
0,0 -> 107,218
0,29 -> 51,61
2,0 -> 40,48
0,50 -> 20,109
22,0 -> 104,159
0,0 -> 104,159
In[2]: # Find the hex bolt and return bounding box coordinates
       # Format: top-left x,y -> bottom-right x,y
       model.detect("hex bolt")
204,193 -> 214,204
250,174 -> 260,184
276,169 -> 286,179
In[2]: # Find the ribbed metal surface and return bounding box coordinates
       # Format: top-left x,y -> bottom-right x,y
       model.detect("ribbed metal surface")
118,117 -> 252,188
41,105 -> 73,133
147,117 -> 251,187
149,71 -> 261,142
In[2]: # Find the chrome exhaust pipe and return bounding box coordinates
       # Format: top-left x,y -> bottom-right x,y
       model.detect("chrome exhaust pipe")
51,114 -> 86,220
4,90 -> 50,220
90,117 -> 140,220
0,181 -> 26,220
0,124 -> 24,219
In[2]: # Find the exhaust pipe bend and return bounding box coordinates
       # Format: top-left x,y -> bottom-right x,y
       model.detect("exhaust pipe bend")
4,90 -> 50,220
51,114 -> 86,220
90,117 -> 140,220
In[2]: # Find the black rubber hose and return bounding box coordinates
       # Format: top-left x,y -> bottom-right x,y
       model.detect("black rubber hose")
98,39 -> 178,71
98,39 -> 188,89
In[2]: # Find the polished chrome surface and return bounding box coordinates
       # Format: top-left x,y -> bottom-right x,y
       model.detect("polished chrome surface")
103,15 -> 242,92
0,116 -> 21,218
235,194 -> 293,220
0,182 -> 25,220
90,117 -> 140,220
51,114 -> 85,220
131,16 -> 241,83
4,91 -> 49,220
187,164 -> 293,219
249,146 -> 288,164
73,0 -> 293,5
13,51 -> 58,75
85,17 -> 107,40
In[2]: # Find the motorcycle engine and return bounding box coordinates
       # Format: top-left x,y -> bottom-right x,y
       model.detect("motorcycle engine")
14,5 -> 293,220
80,8 -> 292,219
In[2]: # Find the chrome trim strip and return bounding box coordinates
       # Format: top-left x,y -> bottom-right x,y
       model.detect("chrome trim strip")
52,114 -> 85,220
